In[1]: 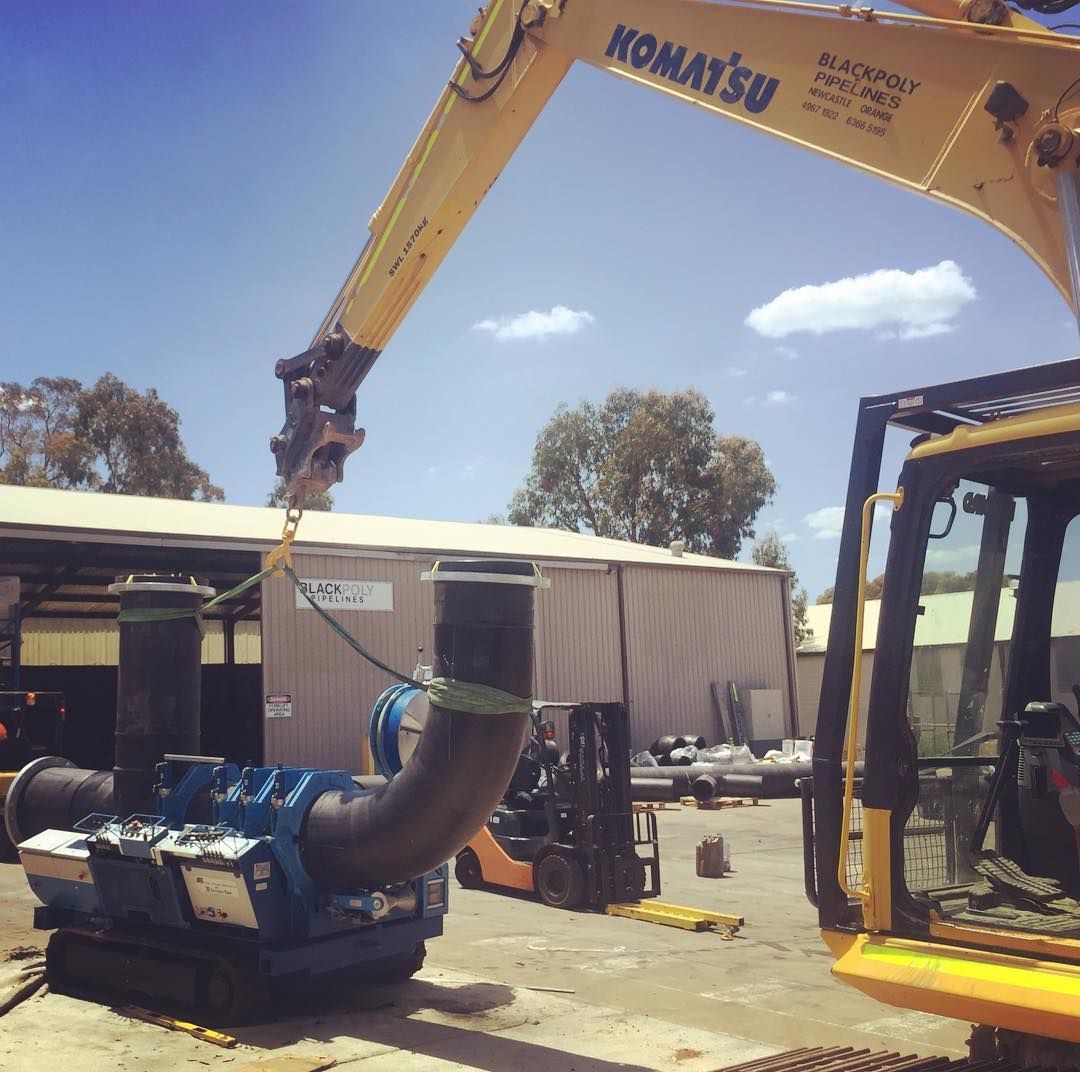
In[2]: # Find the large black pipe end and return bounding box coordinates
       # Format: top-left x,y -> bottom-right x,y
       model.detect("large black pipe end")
430,559 -> 538,699
107,573 -> 213,817
300,559 -> 545,890
5,757 -> 115,846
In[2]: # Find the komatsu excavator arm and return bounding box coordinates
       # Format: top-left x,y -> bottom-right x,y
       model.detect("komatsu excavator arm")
270,0 -> 1080,505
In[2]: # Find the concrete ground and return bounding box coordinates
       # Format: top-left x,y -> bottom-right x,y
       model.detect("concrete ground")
0,799 -> 969,1070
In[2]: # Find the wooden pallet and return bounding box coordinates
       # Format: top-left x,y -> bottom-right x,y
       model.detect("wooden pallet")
680,796 -> 760,810
632,800 -> 678,811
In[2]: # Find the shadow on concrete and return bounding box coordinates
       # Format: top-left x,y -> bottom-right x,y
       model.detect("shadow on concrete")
237,976 -> 659,1071
268,976 -> 515,1022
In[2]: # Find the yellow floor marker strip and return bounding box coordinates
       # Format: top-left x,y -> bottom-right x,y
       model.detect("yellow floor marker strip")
606,900 -> 744,933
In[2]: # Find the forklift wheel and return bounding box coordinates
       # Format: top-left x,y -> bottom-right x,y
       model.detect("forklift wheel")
535,849 -> 585,909
455,848 -> 484,889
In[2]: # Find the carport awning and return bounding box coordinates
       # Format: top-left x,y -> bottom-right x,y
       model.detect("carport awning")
0,537 -> 263,623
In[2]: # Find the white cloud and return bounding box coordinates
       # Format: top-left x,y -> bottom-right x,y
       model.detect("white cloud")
746,389 -> 797,406
764,390 -> 796,405
472,305 -> 595,342
745,261 -> 975,340
925,544 -> 979,567
805,506 -> 845,540
805,503 -> 892,540
773,344 -> 798,360
726,365 -> 748,378
462,462 -> 479,480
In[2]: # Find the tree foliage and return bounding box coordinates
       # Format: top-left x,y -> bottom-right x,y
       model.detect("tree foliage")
0,374 -> 222,501
751,532 -> 812,645
816,569 -> 984,605
508,388 -> 776,559
267,478 -> 334,512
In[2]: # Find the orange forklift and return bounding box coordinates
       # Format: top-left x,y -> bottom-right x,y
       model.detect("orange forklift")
454,702 -> 660,910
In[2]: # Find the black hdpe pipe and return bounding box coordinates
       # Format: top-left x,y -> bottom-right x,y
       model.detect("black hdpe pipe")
630,777 -> 681,802
691,772 -> 762,801
111,574 -> 212,816
631,768 -> 695,797
5,761 -> 115,845
5,573 -> 214,845
631,760 -> 865,801
299,559 -> 538,889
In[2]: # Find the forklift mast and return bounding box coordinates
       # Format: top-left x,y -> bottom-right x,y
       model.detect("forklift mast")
569,703 -> 658,908
570,704 -> 634,853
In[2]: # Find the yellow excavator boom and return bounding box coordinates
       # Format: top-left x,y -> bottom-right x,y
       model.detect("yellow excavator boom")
271,0 -> 1080,503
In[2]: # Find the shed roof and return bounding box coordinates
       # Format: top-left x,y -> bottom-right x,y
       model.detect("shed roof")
0,486 -> 779,626
0,485 -> 776,572
799,581 -> 1080,654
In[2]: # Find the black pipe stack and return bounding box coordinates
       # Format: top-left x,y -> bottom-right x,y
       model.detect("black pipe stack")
108,574 -> 213,817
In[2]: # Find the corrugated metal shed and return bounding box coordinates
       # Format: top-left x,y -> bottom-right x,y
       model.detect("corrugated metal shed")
800,581 -> 1080,655
0,485 -> 795,766
20,619 -> 261,667
621,566 -> 796,747
796,583 -> 1080,737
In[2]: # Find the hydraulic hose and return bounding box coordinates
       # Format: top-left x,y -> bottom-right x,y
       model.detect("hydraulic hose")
299,560 -> 540,889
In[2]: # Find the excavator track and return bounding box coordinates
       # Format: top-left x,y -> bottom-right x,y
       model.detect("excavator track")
46,925 -> 267,1026
718,1046 -> 1062,1072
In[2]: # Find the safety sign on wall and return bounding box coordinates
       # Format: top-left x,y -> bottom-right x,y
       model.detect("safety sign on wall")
294,578 -> 394,612
265,694 -> 292,719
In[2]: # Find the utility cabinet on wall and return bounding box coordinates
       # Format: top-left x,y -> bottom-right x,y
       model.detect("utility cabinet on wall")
745,688 -> 785,745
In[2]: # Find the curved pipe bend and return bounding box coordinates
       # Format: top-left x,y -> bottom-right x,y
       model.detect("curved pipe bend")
301,559 -> 539,889
301,697 -> 529,888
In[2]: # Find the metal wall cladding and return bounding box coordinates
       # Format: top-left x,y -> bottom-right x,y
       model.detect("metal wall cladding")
620,566 -> 795,753
20,619 -> 261,667
533,566 -> 623,750
796,650 -> 872,747
535,566 -> 622,700
261,553 -> 435,773
261,555 -> 623,771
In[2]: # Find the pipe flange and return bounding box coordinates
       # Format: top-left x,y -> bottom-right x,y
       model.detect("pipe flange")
108,581 -> 216,597
4,755 -> 75,847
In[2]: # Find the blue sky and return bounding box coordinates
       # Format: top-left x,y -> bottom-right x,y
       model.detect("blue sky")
3,1 -> 1077,600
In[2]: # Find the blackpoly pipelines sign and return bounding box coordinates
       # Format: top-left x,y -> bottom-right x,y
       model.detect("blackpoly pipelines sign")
294,578 -> 394,612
